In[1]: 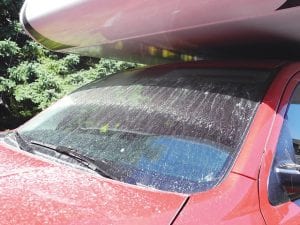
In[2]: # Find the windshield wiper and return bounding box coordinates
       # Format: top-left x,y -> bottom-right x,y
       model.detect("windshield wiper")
30,140 -> 117,180
13,131 -> 33,152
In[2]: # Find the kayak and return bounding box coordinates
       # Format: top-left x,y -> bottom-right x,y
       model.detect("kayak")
20,0 -> 300,63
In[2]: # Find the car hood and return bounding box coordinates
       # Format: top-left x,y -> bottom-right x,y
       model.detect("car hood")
0,143 -> 187,225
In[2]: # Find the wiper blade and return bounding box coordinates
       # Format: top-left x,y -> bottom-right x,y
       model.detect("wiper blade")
30,140 -> 116,180
14,131 -> 33,152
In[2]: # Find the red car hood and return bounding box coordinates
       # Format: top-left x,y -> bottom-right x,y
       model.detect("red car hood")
0,143 -> 187,225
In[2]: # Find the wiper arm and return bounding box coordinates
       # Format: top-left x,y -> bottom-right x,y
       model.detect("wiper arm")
31,140 -> 117,180
14,131 -> 33,152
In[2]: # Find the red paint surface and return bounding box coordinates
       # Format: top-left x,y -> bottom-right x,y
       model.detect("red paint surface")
0,145 -> 187,225
173,173 -> 266,225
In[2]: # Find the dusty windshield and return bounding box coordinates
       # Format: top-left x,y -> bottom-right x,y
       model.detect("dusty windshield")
18,66 -> 272,193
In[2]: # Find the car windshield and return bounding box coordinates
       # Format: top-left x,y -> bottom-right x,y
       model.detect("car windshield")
17,66 -> 273,193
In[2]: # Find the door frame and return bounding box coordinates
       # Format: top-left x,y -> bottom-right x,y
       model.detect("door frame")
259,72 -> 300,224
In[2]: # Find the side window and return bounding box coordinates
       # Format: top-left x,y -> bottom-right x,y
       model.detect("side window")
268,84 -> 300,205
287,86 -> 300,158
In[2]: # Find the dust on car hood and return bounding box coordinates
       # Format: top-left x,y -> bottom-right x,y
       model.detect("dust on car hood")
0,144 -> 187,225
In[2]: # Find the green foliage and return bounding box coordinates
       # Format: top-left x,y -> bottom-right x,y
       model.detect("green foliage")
0,0 -> 141,130
1,53 -> 139,118
0,39 -> 20,57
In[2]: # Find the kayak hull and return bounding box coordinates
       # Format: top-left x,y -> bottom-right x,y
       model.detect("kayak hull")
20,0 -> 300,62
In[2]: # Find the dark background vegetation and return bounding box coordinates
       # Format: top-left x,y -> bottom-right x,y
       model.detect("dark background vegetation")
0,0 -> 139,131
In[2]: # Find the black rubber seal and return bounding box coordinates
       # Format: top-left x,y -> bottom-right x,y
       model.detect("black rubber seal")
22,7 -> 75,50
277,0 -> 300,10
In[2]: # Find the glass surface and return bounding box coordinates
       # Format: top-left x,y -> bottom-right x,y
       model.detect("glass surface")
287,85 -> 300,140
17,67 -> 272,193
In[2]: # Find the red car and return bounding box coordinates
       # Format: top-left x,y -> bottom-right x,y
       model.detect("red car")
1,60 -> 300,224
2,0 -> 299,224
